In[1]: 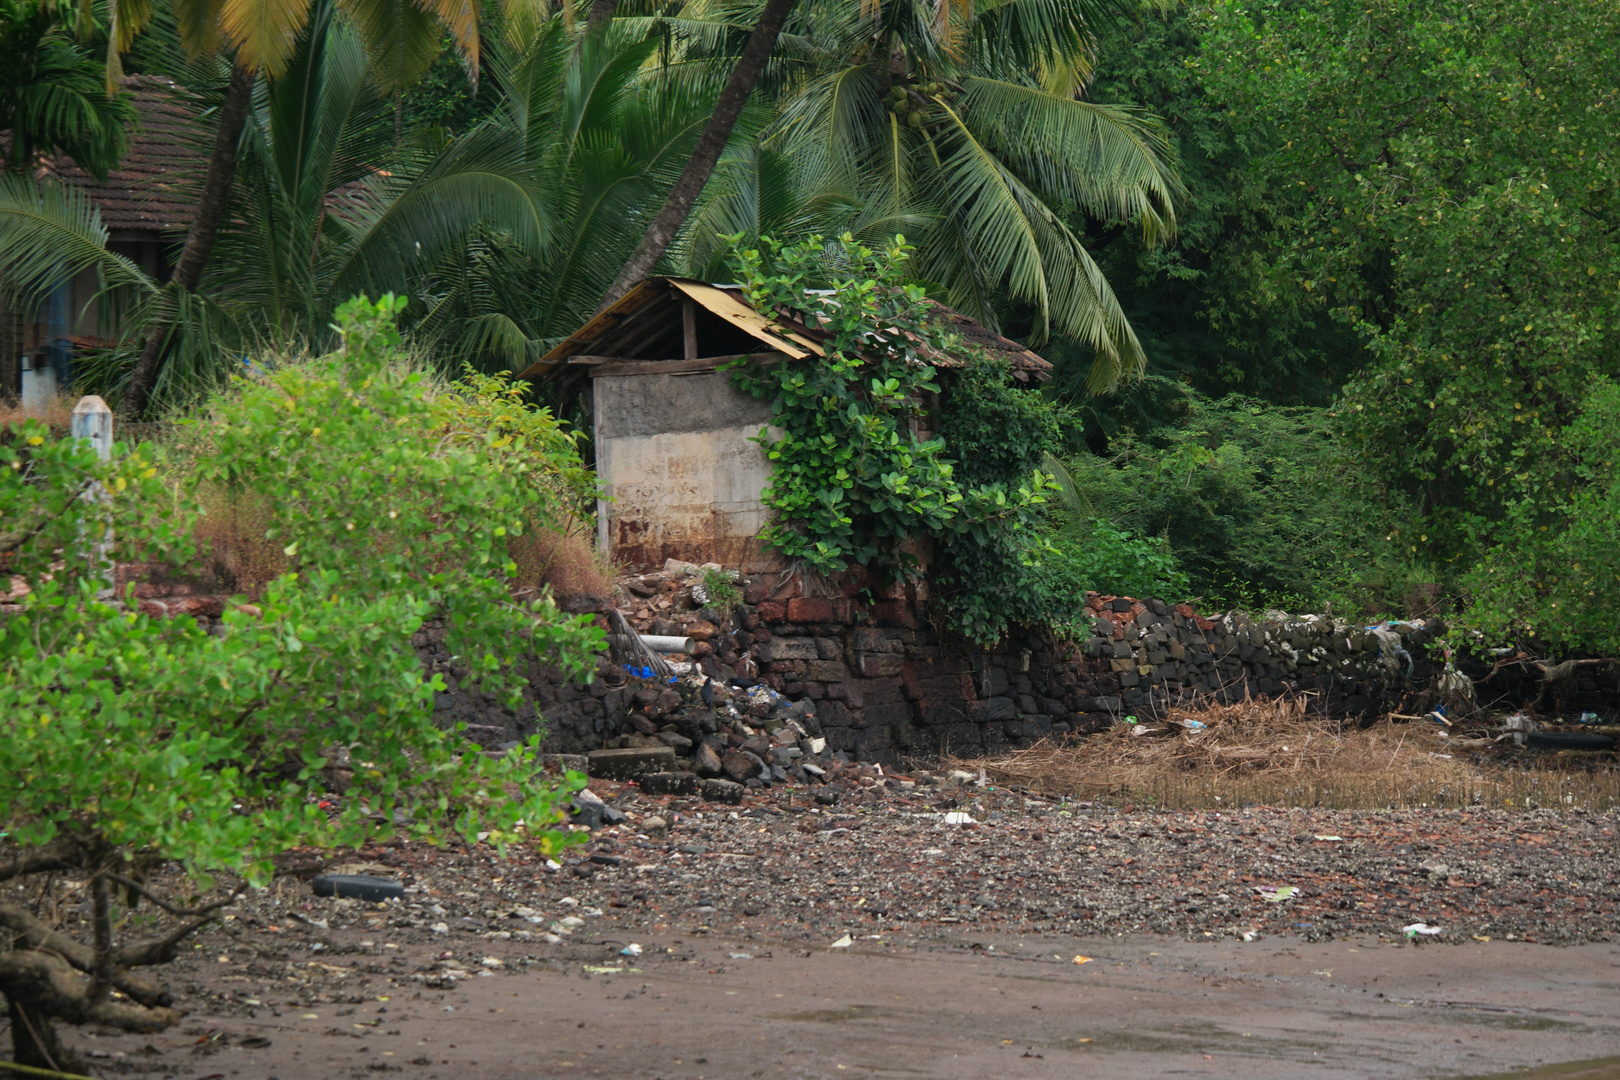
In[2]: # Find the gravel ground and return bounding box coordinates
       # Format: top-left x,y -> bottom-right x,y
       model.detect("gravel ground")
323,774 -> 1614,949
41,778 -> 1620,1078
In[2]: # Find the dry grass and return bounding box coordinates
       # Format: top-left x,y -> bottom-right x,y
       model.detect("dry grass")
192,486 -> 288,595
0,391 -> 77,431
510,521 -> 616,598
970,696 -> 1620,813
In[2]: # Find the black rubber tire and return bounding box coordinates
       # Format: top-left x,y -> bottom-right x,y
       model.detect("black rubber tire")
311,873 -> 405,901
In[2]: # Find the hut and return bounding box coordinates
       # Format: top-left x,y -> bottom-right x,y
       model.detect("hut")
519,277 -> 1050,571
7,76 -> 198,400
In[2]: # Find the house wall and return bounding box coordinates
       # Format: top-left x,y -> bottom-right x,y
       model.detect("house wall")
594,370 -> 783,571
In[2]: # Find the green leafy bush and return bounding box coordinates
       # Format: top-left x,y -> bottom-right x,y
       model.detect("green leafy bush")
1045,520 -> 1189,607
931,353 -> 1070,641
1062,392 -> 1390,610
727,233 -> 971,574
726,234 -> 1059,643
1462,378 -> 1620,653
0,297 -> 600,1067
1194,0 -> 1620,616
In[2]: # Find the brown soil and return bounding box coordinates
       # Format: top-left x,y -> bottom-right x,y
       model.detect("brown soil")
40,788 -> 1620,1080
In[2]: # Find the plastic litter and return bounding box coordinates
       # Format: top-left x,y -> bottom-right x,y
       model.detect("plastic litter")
1503,713 -> 1538,746
1178,719 -> 1208,732
1257,886 -> 1298,903
620,943 -> 643,957
943,811 -> 979,825
1072,955 -> 1093,965
829,934 -> 853,949
1313,835 -> 1344,842
1403,922 -> 1443,938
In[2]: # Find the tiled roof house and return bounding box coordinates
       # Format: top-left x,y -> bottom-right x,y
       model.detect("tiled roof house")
11,76 -> 198,392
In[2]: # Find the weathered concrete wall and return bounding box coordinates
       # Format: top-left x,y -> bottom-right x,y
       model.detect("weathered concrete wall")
594,372 -> 781,571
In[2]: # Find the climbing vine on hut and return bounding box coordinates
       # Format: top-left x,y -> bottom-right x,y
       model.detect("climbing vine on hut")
724,233 -> 1059,642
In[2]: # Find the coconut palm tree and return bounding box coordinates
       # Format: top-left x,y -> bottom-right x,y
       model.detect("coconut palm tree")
392,13 -> 739,369
1,0 -> 135,176
111,0 -> 486,416
669,0 -> 1183,391
0,0 -> 540,407
0,0 -> 136,398
596,0 -> 795,310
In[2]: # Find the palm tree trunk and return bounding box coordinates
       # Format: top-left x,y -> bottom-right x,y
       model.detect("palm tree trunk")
597,0 -> 795,311
570,0 -> 619,64
584,0 -> 617,36
121,61 -> 255,419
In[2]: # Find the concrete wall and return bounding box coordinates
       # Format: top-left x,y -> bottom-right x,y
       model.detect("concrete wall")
594,371 -> 781,570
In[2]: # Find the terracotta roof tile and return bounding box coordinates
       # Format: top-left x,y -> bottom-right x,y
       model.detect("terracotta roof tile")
39,75 -> 202,236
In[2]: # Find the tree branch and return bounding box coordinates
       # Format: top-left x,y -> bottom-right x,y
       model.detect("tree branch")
105,873 -> 236,918
110,885 -> 246,969
0,950 -> 179,1033
0,903 -> 172,1008
0,841 -> 82,885
0,477 -> 98,557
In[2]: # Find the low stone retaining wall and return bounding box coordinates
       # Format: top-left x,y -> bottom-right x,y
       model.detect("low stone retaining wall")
75,564 -> 1618,766
429,568 -> 1461,765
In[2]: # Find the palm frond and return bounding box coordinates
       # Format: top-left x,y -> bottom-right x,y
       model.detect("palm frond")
959,76 -> 1180,242
327,124 -> 543,302
924,98 -> 1144,388
340,0 -> 445,94
0,175 -> 154,310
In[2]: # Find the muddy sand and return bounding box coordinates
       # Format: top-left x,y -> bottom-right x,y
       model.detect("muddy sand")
58,791 -> 1620,1079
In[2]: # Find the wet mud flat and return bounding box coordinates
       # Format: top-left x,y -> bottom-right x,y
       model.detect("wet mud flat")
70,932 -> 1620,1080
62,797 -> 1620,1079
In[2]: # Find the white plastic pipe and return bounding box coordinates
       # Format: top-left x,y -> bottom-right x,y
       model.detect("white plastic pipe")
612,634 -> 696,654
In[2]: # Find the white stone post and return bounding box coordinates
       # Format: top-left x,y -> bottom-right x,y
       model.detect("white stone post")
71,395 -> 114,596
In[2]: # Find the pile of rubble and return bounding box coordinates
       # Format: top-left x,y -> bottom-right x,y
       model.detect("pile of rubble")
563,668 -> 873,812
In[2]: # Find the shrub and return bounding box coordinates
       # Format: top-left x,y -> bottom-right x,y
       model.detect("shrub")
0,297 -> 601,1070
1461,378 -> 1620,653
1062,391 -> 1389,610
724,233 -> 1059,644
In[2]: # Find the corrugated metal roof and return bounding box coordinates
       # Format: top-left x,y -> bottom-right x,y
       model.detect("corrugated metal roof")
666,279 -> 823,360
519,277 -> 1052,381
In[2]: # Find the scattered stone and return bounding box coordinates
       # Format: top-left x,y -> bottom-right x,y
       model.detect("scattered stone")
587,746 -> 677,780
721,748 -> 761,783
639,771 -> 698,797
693,743 -> 724,778
700,778 -> 746,804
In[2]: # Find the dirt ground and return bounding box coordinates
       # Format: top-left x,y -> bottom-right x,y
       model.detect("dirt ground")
72,932 -> 1620,1080
51,784 -> 1620,1080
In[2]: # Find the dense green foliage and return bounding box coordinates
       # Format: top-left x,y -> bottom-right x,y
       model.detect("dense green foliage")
727,234 -> 1063,642
1063,391 -> 1391,609
1036,5 -> 1361,415
1462,379 -> 1620,654
1180,0 -> 1620,643
0,297 -> 599,1045
0,0 -> 135,178
4,295 -> 599,870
